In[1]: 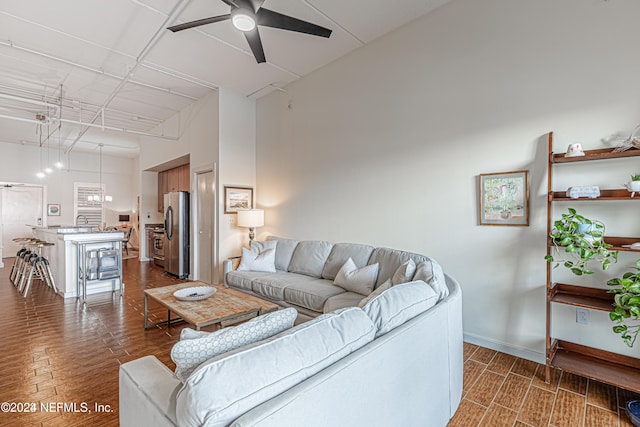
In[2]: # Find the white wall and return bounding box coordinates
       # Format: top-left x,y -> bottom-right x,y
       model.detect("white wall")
138,90 -> 220,266
0,141 -> 135,227
256,0 -> 640,361
218,88 -> 257,275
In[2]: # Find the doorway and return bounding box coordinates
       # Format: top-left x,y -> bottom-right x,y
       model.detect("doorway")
193,165 -> 216,284
0,184 -> 46,268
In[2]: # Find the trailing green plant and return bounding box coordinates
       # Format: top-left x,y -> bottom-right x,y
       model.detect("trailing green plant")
631,173 -> 640,181
544,208 -> 618,276
607,259 -> 640,347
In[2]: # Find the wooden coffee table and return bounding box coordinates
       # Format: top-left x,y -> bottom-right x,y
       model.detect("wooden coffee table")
144,282 -> 279,330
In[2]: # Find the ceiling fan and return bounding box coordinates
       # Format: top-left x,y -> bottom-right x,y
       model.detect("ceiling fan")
167,0 -> 332,63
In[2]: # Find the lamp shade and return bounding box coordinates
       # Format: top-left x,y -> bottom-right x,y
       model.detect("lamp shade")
237,209 -> 264,228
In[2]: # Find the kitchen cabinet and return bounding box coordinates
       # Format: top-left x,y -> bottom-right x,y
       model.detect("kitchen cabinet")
158,164 -> 189,212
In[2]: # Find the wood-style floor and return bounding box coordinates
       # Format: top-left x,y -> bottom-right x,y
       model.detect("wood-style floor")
449,343 -> 638,427
0,257 -> 637,426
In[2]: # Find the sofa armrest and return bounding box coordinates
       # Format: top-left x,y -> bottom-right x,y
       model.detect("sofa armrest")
119,356 -> 181,427
223,256 -> 242,287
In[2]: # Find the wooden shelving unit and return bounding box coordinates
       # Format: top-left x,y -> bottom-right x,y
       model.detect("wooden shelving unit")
545,132 -> 640,392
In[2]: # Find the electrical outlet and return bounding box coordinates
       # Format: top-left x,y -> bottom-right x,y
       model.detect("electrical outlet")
576,308 -> 589,325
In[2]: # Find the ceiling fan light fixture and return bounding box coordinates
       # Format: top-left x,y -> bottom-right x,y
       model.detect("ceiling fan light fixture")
231,8 -> 256,32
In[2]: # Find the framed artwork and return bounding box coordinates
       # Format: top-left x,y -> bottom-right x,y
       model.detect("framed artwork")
479,170 -> 529,226
224,186 -> 253,214
47,204 -> 61,216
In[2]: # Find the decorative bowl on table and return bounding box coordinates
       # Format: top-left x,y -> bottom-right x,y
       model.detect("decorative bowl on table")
173,286 -> 216,301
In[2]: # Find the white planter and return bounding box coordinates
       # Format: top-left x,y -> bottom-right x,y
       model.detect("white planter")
627,181 -> 640,192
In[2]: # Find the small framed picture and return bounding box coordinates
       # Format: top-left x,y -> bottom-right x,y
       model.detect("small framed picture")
47,204 -> 61,216
479,170 -> 529,226
224,186 -> 253,214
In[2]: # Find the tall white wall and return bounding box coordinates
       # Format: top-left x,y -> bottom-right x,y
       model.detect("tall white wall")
256,0 -> 640,361
218,88 -> 257,274
138,90 -> 220,266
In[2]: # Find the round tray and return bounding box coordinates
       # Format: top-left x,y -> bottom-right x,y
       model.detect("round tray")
173,286 -> 217,301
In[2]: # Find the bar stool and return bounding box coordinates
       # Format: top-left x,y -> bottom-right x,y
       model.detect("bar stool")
10,238 -> 37,284
17,252 -> 38,295
35,242 -> 57,293
15,239 -> 57,298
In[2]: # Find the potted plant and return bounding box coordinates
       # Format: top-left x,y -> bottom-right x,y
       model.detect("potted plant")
607,259 -> 640,347
625,173 -> 640,194
544,208 -> 619,276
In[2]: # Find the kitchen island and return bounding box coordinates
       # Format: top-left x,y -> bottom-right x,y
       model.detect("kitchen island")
33,226 -> 124,299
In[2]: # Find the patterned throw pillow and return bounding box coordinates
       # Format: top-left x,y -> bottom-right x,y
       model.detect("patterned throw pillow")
237,247 -> 277,272
171,308 -> 297,382
333,258 -> 379,296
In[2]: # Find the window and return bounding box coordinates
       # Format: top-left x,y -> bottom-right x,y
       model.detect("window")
74,182 -> 105,227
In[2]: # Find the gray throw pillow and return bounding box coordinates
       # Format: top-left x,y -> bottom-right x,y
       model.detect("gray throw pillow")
333,258 -> 379,296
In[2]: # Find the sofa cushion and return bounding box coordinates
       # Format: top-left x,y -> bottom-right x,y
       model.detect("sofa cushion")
266,236 -> 299,271
226,271 -> 267,292
175,307 -> 376,427
252,272 -> 318,301
283,278 -> 345,312
237,247 -> 276,273
171,308 -> 297,382
288,240 -> 333,278
323,291 -> 366,313
361,280 -> 438,337
413,259 -> 449,301
368,247 -> 430,287
333,258 -> 379,296
321,242 -> 375,280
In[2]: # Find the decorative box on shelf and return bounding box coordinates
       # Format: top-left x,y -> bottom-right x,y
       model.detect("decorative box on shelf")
566,186 -> 600,199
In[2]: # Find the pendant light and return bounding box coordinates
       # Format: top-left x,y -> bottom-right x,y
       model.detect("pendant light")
55,85 -> 64,169
36,124 -> 45,179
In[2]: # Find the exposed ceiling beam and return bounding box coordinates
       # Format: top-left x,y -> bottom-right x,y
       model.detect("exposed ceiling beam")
65,0 -> 193,154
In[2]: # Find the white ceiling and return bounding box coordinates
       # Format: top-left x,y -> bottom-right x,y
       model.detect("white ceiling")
0,0 -> 450,158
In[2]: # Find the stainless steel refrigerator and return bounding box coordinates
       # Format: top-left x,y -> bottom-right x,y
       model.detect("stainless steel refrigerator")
164,191 -> 189,279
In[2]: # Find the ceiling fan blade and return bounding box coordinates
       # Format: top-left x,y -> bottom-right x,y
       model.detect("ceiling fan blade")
245,0 -> 266,12
220,0 -> 240,7
244,29 -> 266,63
167,14 -> 230,32
257,8 -> 332,38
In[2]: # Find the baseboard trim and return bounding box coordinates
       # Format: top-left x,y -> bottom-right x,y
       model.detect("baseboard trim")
464,332 -> 545,364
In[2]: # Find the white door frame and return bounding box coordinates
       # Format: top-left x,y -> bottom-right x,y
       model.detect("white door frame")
192,164 -> 217,284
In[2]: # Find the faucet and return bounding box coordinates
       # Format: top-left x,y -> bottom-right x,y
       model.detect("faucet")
75,215 -> 88,226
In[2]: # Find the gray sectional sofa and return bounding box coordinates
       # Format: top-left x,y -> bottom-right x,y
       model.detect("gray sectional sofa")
224,236 -> 450,322
118,237 -> 463,426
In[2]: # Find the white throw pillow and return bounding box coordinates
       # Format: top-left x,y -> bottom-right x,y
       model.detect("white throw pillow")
333,258 -> 379,296
237,247 -> 276,272
413,260 -> 449,301
361,280 -> 438,337
391,258 -> 416,284
171,308 -> 297,382
358,278 -> 392,308
250,239 -> 277,253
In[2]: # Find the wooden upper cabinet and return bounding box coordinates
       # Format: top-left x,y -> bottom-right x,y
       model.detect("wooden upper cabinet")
158,170 -> 168,213
178,164 -> 190,192
157,164 -> 190,212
